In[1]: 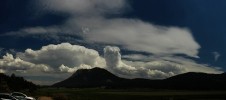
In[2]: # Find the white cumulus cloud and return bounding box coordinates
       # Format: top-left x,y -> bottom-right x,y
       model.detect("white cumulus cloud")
0,43 -> 222,85
0,53 -> 49,73
59,64 -> 93,73
103,46 -> 221,79
17,43 -> 103,72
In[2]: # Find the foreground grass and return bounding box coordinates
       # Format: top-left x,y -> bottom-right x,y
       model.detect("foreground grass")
33,88 -> 226,100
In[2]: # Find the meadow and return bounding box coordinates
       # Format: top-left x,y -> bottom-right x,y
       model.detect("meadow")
32,88 -> 226,100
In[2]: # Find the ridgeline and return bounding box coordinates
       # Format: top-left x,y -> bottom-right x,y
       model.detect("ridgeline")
0,73 -> 37,92
53,67 -> 226,90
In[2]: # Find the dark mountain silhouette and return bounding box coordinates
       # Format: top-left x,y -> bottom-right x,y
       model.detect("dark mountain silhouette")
53,68 -> 126,88
0,73 -> 37,92
53,67 -> 226,90
164,72 -> 226,90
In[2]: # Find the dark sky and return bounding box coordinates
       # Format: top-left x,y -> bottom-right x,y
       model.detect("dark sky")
0,0 -> 226,84
126,0 -> 226,69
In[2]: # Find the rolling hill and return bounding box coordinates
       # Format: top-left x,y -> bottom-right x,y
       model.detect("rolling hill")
0,73 -> 37,92
53,67 -> 226,90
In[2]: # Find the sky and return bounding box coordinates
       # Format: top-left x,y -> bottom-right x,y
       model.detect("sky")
0,0 -> 226,85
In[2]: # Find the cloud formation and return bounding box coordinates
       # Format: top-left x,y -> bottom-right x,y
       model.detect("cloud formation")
38,0 -> 200,58
0,0 -> 222,84
17,43 -> 103,72
0,53 -> 49,73
103,46 -> 221,79
213,52 -> 220,61
38,0 -> 126,15
0,43 -> 222,84
0,69 -> 5,73
82,18 -> 200,57
104,46 -> 122,68
4,0 -> 200,58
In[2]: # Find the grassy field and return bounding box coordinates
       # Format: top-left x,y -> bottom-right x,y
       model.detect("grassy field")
32,88 -> 226,100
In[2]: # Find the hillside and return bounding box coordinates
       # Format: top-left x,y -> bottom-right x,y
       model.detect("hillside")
53,68 -> 126,88
53,67 -> 226,90
0,73 -> 37,92
164,72 -> 226,90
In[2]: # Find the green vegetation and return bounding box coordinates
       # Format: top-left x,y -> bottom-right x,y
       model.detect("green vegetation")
33,88 -> 226,100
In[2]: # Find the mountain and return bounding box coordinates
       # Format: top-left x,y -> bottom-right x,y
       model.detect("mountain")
53,68 -> 226,90
53,67 -> 158,88
53,68 -> 126,88
164,72 -> 226,90
0,73 -> 37,92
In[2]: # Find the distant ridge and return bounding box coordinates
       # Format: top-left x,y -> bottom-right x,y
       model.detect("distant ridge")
164,72 -> 226,90
53,67 -> 226,90
0,73 -> 37,92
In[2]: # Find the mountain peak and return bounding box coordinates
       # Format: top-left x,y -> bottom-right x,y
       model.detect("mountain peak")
72,67 -> 109,77
71,67 -> 120,80
53,68 -> 226,90
53,67 -> 124,87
